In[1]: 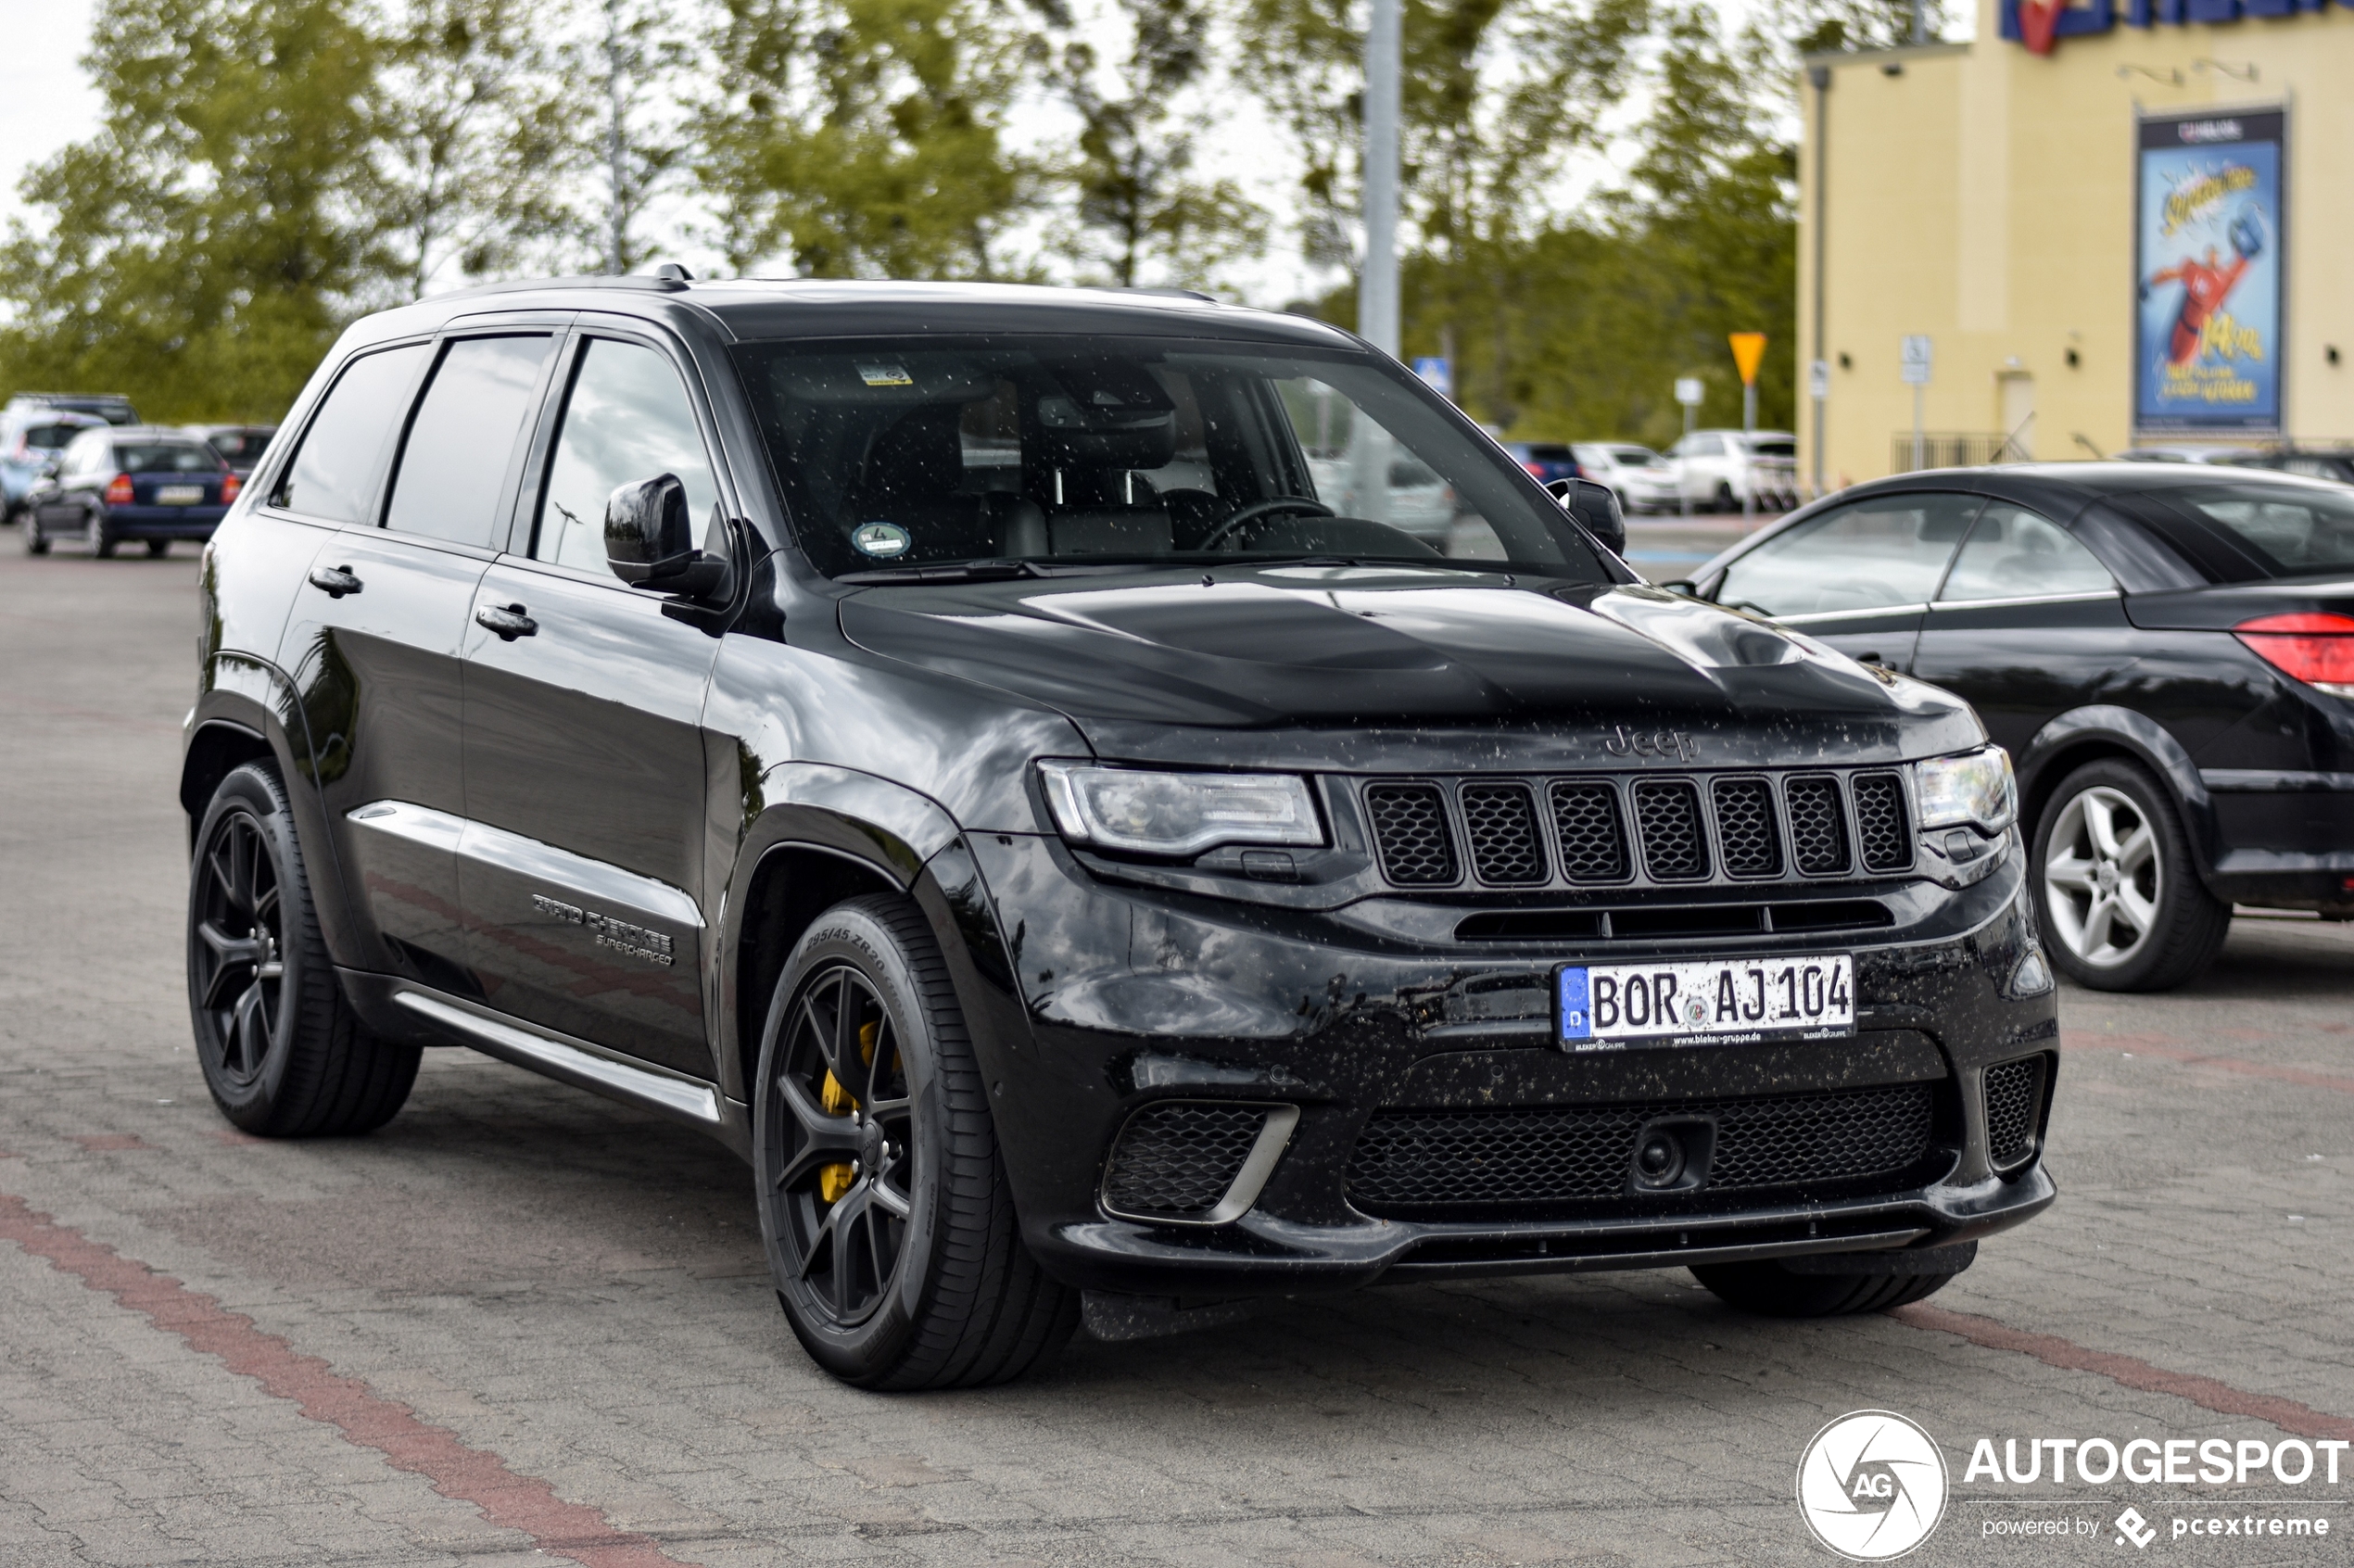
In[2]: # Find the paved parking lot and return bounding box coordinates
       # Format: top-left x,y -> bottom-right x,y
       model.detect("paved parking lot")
3,546 -> 2350,1566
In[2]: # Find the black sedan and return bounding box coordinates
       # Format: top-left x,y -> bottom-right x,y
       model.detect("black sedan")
24,426 -> 240,557
1681,463 -> 2354,992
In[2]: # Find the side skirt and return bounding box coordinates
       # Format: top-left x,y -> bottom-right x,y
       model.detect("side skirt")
338,967 -> 752,1159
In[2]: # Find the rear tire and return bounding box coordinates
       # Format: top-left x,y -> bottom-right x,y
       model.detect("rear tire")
1691,1257 -> 1966,1317
2032,758 -> 2228,993
89,510 -> 117,558
24,517 -> 48,555
187,764 -> 420,1135
146,539 -> 170,558
1714,481 -> 1738,512
753,894 -> 1077,1389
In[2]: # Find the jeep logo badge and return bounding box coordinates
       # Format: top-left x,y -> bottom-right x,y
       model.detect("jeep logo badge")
1602,725 -> 1700,761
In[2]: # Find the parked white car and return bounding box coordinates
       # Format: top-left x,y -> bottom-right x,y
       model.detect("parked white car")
1570,443 -> 1679,515
1667,429 -> 1799,512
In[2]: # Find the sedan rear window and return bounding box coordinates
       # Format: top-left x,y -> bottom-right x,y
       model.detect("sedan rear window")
2158,483 -> 2354,578
117,443 -> 226,474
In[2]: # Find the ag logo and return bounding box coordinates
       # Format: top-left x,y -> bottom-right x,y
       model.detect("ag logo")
1796,1410 -> 1948,1561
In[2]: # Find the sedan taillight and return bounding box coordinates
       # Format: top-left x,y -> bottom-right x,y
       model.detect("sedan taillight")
221,473 -> 241,504
2235,612 -> 2354,698
104,473 -> 133,505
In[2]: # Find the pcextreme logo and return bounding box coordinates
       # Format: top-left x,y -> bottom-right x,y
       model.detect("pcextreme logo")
1798,1410 -> 1951,1561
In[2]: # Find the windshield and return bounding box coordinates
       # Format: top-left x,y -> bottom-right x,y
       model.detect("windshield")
733,335 -> 1606,581
2159,482 -> 2354,578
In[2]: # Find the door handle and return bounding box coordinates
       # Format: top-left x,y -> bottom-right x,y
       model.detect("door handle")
307,563 -> 362,599
475,602 -> 538,641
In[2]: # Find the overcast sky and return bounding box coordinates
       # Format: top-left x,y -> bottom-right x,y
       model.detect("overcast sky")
1,0 -> 102,234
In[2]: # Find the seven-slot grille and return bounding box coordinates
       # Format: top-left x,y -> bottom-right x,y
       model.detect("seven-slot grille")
1345,1082 -> 1936,1213
1359,769 -> 1913,891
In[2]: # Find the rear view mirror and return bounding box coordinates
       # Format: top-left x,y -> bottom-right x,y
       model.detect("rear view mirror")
1547,476 -> 1626,558
605,474 -> 733,600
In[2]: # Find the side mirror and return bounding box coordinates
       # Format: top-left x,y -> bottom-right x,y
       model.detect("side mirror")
605,474 -> 733,600
1661,578 -> 1699,597
1547,476 -> 1626,558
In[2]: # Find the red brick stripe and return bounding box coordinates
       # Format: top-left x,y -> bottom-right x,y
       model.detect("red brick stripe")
2063,1032 -> 2354,1097
1893,1303 -> 2354,1442
0,1195 -> 701,1568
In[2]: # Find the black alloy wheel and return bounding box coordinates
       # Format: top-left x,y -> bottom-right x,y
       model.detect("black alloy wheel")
753,895 -> 1077,1389
2031,757 -> 2229,993
187,764 -> 421,1134
769,962 -> 917,1327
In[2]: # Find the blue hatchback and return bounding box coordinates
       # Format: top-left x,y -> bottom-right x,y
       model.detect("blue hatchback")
1500,440 -> 1581,485
24,426 -> 238,557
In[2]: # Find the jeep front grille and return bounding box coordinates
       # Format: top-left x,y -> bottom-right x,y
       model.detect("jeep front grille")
1358,767 -> 1916,893
1346,1082 -> 1936,1215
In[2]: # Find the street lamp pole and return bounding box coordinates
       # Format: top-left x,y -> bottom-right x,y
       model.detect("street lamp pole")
1361,0 -> 1401,359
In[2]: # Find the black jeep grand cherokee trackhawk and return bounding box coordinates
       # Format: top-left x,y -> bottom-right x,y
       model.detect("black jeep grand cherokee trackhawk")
183,277 -> 2057,1388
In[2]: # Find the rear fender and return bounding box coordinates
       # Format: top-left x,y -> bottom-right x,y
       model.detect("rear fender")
2017,705 -> 2219,884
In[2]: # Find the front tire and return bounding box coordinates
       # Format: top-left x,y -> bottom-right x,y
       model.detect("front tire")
24,516 -> 48,555
146,538 -> 171,558
2032,758 -> 2228,993
753,895 -> 1077,1389
187,764 -> 420,1134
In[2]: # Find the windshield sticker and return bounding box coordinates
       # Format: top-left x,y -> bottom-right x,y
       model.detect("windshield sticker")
853,522 -> 912,558
856,363 -> 915,387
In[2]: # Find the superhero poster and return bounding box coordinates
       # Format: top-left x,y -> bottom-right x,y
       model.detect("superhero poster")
2134,108 -> 2284,433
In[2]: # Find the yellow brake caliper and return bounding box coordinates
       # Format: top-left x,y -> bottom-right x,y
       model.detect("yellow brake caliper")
816,1019 -> 880,1204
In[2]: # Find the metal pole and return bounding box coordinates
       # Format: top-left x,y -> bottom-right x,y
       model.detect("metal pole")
1912,385 -> 1925,472
1742,382 -> 1756,520
1808,64 -> 1829,499
605,0 -> 626,274
1360,0 -> 1401,359
1681,401 -> 1694,520
1910,0 -> 1927,44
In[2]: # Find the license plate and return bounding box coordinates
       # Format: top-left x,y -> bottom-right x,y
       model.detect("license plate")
1556,955 -> 1854,1050
155,485 -> 205,505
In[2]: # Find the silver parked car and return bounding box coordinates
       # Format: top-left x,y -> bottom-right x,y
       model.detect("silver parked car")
1571,442 -> 1679,514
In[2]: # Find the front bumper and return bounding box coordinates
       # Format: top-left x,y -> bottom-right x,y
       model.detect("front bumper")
931,828 -> 2060,1296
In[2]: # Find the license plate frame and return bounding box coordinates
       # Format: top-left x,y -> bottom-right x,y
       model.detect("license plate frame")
1555,954 -> 1855,1052
154,485 -> 206,506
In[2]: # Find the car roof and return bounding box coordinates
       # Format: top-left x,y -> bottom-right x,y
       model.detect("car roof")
337,275 -> 1361,356
1688,461 -> 2349,585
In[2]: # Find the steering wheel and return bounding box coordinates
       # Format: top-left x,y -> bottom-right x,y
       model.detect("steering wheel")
1197,497 -> 1335,552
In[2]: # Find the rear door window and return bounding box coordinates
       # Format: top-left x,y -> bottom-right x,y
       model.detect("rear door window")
1716,492 -> 1981,616
383,335 -> 557,548
1938,504 -> 2116,601
273,345 -> 430,523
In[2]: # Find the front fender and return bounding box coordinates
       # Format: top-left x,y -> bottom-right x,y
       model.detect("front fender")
712,762 -> 973,1102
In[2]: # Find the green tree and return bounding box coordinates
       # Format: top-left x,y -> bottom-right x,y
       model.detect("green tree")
1054,0 -> 1264,289
0,0 -> 383,420
696,0 -> 1039,278
373,0 -> 581,295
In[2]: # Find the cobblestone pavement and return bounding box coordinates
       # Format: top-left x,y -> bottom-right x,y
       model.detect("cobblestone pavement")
3,547 -> 2349,1567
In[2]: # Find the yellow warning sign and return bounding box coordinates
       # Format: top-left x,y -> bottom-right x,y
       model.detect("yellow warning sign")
1728,333 -> 1767,386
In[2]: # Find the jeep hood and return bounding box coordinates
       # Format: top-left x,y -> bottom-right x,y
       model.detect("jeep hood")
836,565 -> 1981,765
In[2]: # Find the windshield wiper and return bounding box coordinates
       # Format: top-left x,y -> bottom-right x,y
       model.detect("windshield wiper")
834,560 -> 1045,586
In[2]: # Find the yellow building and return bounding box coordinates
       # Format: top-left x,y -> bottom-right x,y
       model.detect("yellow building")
1797,0 -> 2354,489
